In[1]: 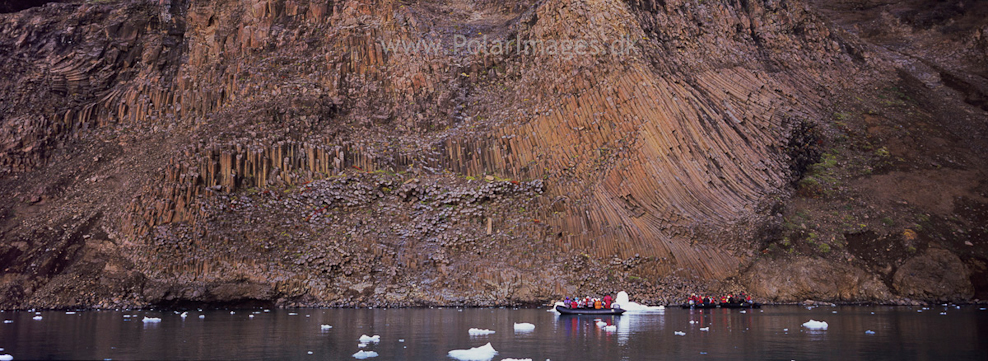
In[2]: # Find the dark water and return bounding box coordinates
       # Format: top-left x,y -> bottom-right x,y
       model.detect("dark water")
1,305 -> 986,360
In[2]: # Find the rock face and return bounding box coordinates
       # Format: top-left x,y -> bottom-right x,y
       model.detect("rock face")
0,0 -> 986,308
743,257 -> 891,302
892,249 -> 974,301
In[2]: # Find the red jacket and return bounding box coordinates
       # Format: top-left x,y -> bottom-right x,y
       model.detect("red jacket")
603,295 -> 613,308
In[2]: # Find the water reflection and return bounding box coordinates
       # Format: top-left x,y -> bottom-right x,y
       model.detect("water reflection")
0,306 -> 985,360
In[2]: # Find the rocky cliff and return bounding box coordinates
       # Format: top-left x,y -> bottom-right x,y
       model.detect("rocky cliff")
1,0 -> 986,309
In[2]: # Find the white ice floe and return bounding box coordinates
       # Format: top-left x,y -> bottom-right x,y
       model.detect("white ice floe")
513,323 -> 535,332
398,339 -> 405,342
501,359 -> 533,361
602,325 -> 616,332
674,331 -> 686,336
230,311 -> 235,315
142,317 -> 161,323
4,320 -> 13,324
595,321 -> 607,328
352,350 -> 378,359
0,354 -> 12,361
358,335 -> 381,343
320,325 -> 333,330
940,312 -> 947,315
783,328 -> 788,332
358,343 -> 368,348
307,351 -> 313,355
65,312 -> 76,315
689,320 -> 697,324
614,292 -> 664,313
289,313 -> 298,316
699,327 -> 709,332
198,315 -> 205,319
469,328 -> 496,336
180,312 -> 188,318
865,330 -> 876,334
740,310 -> 747,314
32,316 -> 42,321
448,343 -> 498,361
249,315 -> 255,319
802,320 -> 828,330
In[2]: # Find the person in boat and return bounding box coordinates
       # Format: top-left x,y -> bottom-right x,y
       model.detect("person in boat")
728,294 -> 736,304
603,293 -> 613,309
594,299 -> 602,309
571,298 -> 579,309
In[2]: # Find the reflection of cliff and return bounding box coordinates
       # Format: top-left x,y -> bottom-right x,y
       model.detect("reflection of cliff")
0,0 -> 986,309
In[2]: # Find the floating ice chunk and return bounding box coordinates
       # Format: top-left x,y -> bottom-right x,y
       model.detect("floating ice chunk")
34,312 -> 40,315
249,315 -> 254,319
832,311 -> 837,314
0,354 -> 12,361
602,325 -> 616,332
469,328 -> 496,336
307,351 -> 313,355
448,343 -> 497,361
123,315 -> 130,318
613,292 -> 664,313
180,312 -> 188,318
230,311 -> 235,315
398,339 -> 405,342
199,315 -> 205,319
289,313 -> 298,316
32,316 -> 42,321
514,323 -> 535,332
674,331 -> 686,336
321,325 -> 333,330
802,320 -> 828,330
352,350 -> 378,359
264,309 -> 271,313
358,343 -> 367,348
865,330 -> 876,334
501,359 -> 533,361
699,327 -> 709,332
358,335 -> 381,343
940,312 -> 947,315
689,320 -> 697,324
783,328 -> 788,332
142,317 -> 161,323
740,310 -> 746,314
65,312 -> 76,315
4,320 -> 12,324
595,321 -> 607,328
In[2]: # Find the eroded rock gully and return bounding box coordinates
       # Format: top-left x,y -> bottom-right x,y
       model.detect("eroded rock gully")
1,0 -> 986,309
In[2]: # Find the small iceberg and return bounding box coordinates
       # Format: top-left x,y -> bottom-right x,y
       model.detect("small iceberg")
689,320 -> 697,324
865,330 -> 876,334
198,315 -> 205,319
674,331 -> 686,336
358,335 -> 381,343
3,320 -> 12,323
0,354 -> 12,361
602,325 -> 616,332
614,291 -> 665,313
448,343 -> 497,361
595,321 -> 607,328
320,324 -> 333,330
802,320 -> 828,330
230,311 -> 235,315
32,316 -> 42,321
142,317 -> 161,323
699,327 -> 709,331
249,315 -> 254,319
65,312 -> 76,315
352,350 -> 378,359
468,328 -> 496,336
180,312 -> 188,318
513,323 -> 535,332
502,359 -> 533,361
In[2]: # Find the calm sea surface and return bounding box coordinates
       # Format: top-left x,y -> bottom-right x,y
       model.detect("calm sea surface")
1,305 -> 986,360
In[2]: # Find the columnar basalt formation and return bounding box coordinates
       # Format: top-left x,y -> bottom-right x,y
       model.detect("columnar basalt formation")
1,0 -> 986,308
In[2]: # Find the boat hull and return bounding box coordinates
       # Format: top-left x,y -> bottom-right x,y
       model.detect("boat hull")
679,303 -> 719,309
555,305 -> 626,315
